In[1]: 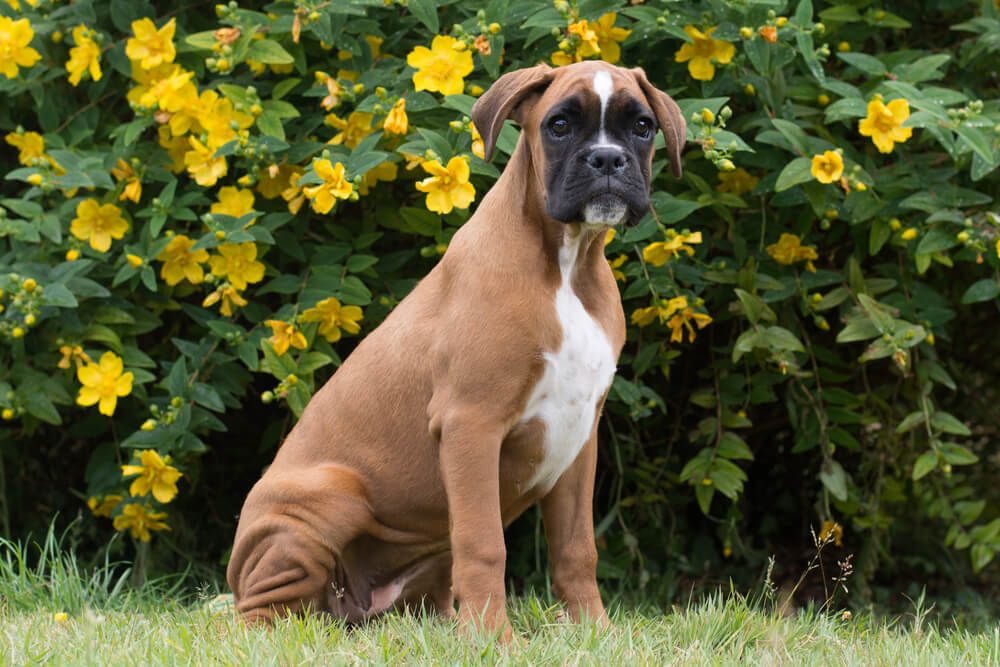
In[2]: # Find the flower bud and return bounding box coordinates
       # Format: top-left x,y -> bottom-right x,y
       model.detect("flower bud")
261,390 -> 274,404
66,249 -> 80,262
700,108 -> 715,124
739,26 -> 753,39
24,314 -> 36,326
776,17 -> 788,27
141,419 -> 157,431
488,22 -> 501,34
22,278 -> 37,292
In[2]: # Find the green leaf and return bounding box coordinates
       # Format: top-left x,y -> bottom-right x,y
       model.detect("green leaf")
771,119 -> 811,155
695,483 -> 714,515
718,432 -> 754,461
931,411 -> 971,436
961,279 -> 1000,304
837,52 -> 887,76
21,391 -> 61,425
407,0 -> 440,33
819,460 -> 848,501
912,451 -> 938,481
916,228 -> 959,255
895,411 -> 925,434
939,443 -> 978,465
764,326 -> 805,353
40,284 -> 78,308
246,39 -> 294,65
734,288 -> 776,325
775,157 -> 814,191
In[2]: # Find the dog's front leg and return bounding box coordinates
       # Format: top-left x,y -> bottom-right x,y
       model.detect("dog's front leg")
540,423 -> 609,626
438,409 -> 511,640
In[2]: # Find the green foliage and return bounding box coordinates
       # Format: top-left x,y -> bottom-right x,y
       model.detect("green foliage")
0,0 -> 998,599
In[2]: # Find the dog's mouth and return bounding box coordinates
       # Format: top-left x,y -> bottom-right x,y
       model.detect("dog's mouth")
581,193 -> 629,227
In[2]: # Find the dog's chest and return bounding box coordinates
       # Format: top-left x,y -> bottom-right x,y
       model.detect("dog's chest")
519,242 -> 616,493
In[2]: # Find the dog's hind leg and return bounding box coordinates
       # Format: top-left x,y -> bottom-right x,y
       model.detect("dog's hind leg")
227,464 -> 374,624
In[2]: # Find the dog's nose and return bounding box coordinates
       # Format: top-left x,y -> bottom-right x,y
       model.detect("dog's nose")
585,147 -> 627,176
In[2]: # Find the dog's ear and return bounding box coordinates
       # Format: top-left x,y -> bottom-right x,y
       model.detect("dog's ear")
471,64 -> 554,162
630,67 -> 686,178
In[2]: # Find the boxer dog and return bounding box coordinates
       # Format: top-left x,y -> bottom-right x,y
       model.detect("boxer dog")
227,60 -> 685,638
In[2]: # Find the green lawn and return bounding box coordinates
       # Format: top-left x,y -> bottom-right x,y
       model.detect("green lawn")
1,535 -> 998,665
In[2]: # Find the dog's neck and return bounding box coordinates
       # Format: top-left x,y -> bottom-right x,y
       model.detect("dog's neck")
475,136 -> 610,285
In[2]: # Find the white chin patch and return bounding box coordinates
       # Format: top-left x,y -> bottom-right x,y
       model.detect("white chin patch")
582,194 -> 628,226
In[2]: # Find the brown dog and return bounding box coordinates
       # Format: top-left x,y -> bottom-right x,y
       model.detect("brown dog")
227,61 -> 685,637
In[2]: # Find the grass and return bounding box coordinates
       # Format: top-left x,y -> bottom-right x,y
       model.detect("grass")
1,531 -> 998,666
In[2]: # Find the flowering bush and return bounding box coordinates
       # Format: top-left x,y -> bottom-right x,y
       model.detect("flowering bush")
1,0 -> 998,597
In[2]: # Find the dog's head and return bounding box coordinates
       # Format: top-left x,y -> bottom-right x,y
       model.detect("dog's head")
472,61 -> 685,227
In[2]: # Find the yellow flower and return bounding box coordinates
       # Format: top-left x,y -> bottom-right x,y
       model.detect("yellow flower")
87,494 -> 122,518
282,169 -> 307,214
470,124 -> 485,160
567,19 -> 601,58
209,242 -> 265,290
416,156 -> 476,214
591,13 -> 631,64
858,97 -> 913,154
58,344 -> 91,369
129,63 -> 197,112
315,71 -> 342,110
811,150 -> 844,184
642,230 -> 703,266
303,159 -> 353,214
256,164 -> 299,200
325,111 -> 374,149
126,253 -> 143,268
113,504 -> 169,542
819,520 -> 843,546
70,199 -> 128,252
195,89 -> 253,149
126,18 -> 176,70
716,168 -> 759,196
609,254 -> 627,281
157,234 -> 209,286
0,17 -> 41,79
184,136 -> 228,186
664,297 -> 713,343
76,351 -> 133,416
900,227 -> 918,241
4,0 -> 40,12
4,130 -> 45,165
158,126 -> 188,173
299,297 -> 363,343
767,233 -> 818,271
53,612 -> 68,624
383,98 -> 408,135
674,25 -> 735,81
110,159 -> 142,203
121,449 -> 182,503
995,238 -> 1000,260
630,296 -> 713,343
265,320 -> 308,356
406,35 -> 475,96
202,285 -> 247,317
211,186 -> 256,220
358,161 -> 398,196
66,24 -> 102,86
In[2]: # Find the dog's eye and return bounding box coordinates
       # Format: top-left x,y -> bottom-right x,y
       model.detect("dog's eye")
633,118 -> 654,138
549,116 -> 571,136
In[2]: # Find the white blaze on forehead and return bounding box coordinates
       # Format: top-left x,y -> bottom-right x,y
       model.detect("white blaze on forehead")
592,70 -> 618,147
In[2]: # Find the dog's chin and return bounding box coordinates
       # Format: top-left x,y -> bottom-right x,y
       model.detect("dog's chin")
581,193 -> 629,227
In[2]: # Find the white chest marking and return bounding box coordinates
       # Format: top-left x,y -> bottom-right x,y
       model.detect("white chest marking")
521,234 -> 617,493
